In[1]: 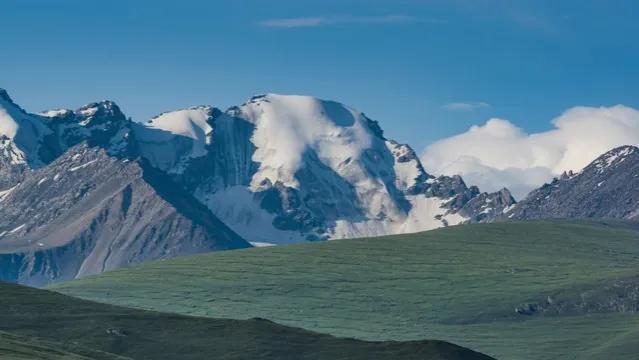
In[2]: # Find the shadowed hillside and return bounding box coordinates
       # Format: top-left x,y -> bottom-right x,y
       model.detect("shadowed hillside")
0,282 -> 491,360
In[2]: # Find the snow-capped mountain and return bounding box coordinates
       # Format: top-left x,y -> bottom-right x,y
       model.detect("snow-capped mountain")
135,94 -> 515,244
0,90 -> 249,285
504,145 -> 639,220
0,88 -> 517,284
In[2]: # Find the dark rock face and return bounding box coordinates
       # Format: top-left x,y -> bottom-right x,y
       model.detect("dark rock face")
0,145 -> 249,286
506,146 -> 639,220
460,188 -> 516,222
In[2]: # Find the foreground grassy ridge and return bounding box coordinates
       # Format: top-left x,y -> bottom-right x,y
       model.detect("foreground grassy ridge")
0,332 -> 102,360
0,282 -> 490,360
53,221 -> 639,359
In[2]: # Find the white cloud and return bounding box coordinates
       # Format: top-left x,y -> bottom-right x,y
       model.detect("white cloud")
421,105 -> 639,200
259,15 -> 417,29
259,17 -> 325,28
443,101 -> 491,112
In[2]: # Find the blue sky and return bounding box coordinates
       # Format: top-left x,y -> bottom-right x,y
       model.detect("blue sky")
1,0 -> 638,151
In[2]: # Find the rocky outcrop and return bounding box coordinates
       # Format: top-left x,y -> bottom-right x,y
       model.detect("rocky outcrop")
514,275 -> 639,317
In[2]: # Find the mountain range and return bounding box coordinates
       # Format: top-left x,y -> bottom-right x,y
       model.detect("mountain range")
0,88 -> 637,285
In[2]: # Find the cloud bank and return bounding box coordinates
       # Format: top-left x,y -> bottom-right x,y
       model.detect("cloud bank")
259,15 -> 417,28
421,105 -> 639,199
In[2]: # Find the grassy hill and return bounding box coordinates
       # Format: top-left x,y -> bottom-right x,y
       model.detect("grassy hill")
0,281 -> 491,360
52,220 -> 639,360
0,332 -> 104,360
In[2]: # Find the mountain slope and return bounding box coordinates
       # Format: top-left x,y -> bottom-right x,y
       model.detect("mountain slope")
0,144 -> 249,286
52,220 -> 639,360
0,281 -> 492,360
506,145 -> 639,220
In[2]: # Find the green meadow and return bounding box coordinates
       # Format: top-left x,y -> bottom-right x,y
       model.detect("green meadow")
52,220 -> 639,359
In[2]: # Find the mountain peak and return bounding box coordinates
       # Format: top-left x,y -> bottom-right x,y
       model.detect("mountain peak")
0,88 -> 12,103
0,90 -> 53,168
598,144 -> 637,158
37,100 -> 129,131
497,187 -> 514,197
589,145 -> 638,173
0,89 -> 29,115
77,100 -> 125,119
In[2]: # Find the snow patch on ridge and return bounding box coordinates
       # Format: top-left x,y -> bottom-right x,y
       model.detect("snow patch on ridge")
69,159 -> 98,172
39,109 -> 72,118
250,242 -> 276,247
0,184 -> 18,202
9,224 -> 25,234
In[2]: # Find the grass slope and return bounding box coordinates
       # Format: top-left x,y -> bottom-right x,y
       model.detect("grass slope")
0,332 -> 103,360
52,220 -> 639,360
0,282 -> 490,360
